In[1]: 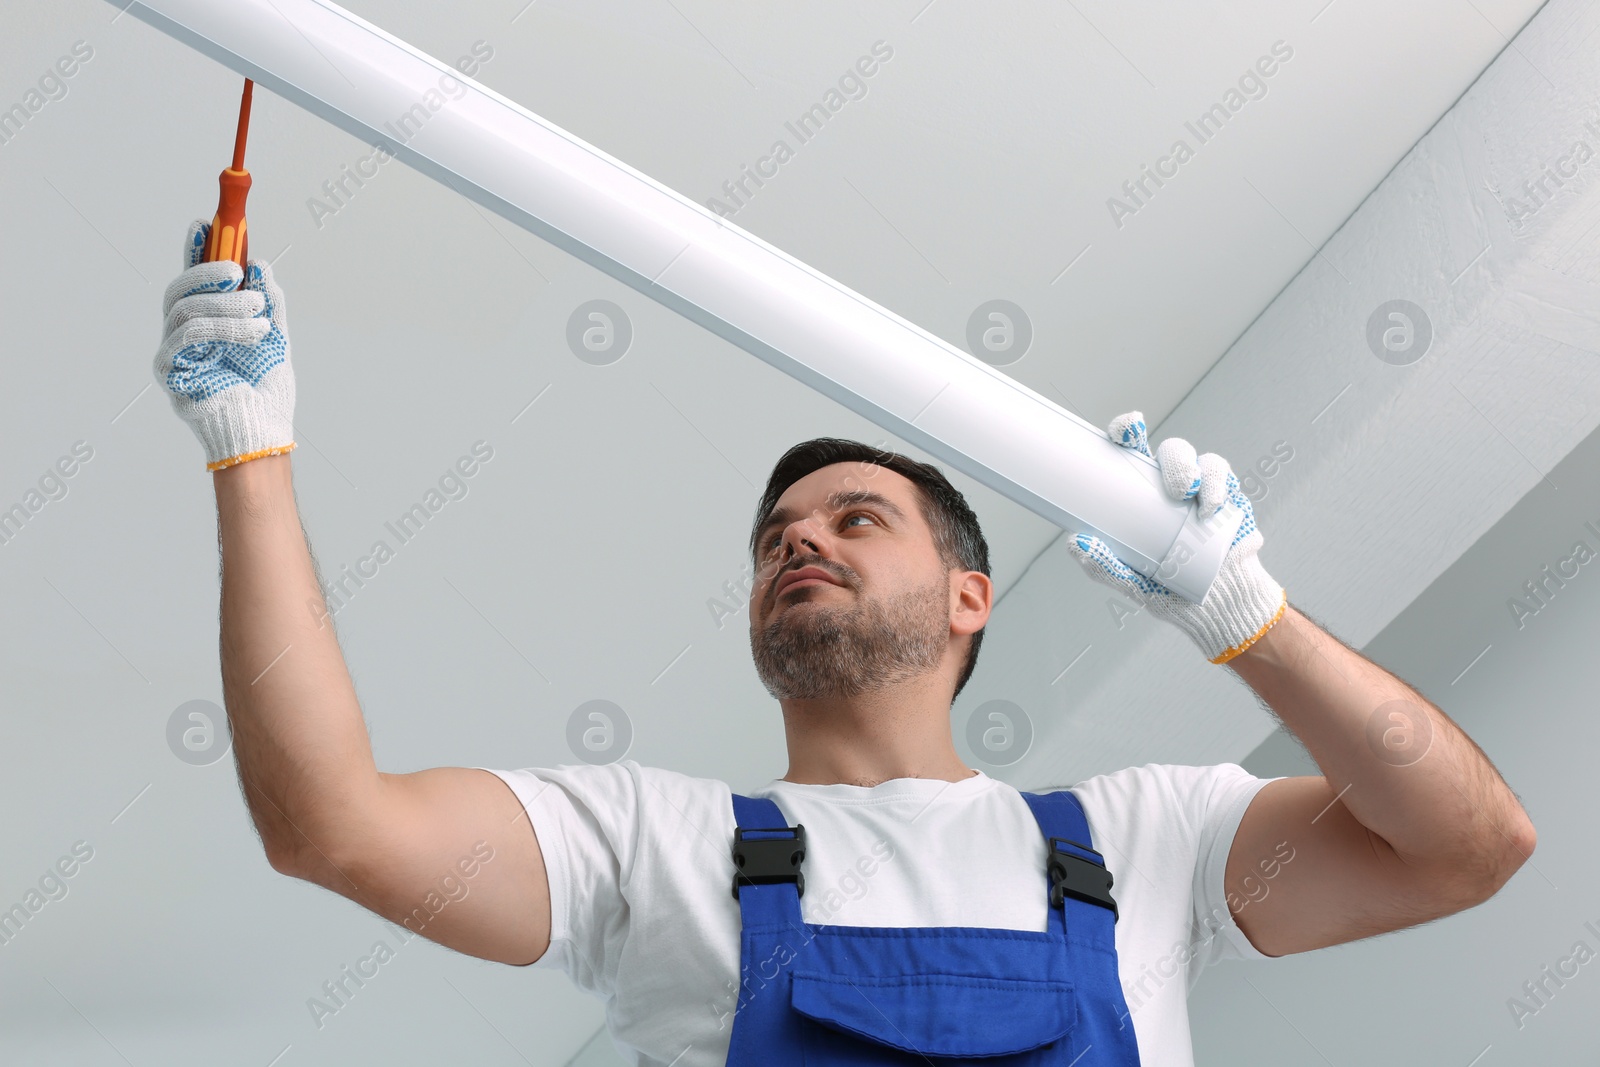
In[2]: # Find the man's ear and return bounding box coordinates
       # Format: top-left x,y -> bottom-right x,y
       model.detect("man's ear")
951,570 -> 992,636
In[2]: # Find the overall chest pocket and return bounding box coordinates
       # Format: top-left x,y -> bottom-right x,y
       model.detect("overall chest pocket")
785,925 -> 1079,1063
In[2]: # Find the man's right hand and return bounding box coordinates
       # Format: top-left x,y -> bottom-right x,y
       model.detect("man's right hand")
156,220 -> 296,472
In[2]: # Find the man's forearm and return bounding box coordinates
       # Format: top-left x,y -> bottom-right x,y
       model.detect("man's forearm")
1228,604 -> 1535,888
214,452 -> 380,878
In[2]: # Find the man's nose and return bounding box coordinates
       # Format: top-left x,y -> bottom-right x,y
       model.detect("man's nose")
766,518 -> 829,580
788,509 -> 843,553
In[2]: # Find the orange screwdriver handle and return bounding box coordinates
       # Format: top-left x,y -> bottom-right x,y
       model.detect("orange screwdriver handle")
204,166 -> 251,268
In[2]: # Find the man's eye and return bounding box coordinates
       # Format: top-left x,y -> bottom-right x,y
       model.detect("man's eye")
763,513 -> 875,553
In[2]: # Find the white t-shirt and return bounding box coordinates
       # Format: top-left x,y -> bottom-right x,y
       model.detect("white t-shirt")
483,760 -> 1282,1066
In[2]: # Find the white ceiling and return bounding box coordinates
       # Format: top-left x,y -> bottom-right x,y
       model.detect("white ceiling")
0,0 -> 1556,1062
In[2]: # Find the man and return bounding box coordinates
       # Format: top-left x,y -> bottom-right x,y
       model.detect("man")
155,221 -> 1535,1065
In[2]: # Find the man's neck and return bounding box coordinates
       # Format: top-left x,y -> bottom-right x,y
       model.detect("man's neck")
777,682 -> 976,787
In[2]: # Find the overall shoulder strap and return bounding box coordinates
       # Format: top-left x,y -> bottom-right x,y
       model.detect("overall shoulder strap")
1020,789 -> 1120,926
1020,787 -> 1093,844
732,792 -> 785,829
729,792 -> 805,928
1018,789 -> 1142,1062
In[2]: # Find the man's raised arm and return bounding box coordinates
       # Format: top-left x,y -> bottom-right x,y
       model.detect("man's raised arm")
1065,410 -> 1534,958
159,220 -> 549,966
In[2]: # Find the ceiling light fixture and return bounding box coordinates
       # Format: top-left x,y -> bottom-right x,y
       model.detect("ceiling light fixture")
119,0 -> 1242,603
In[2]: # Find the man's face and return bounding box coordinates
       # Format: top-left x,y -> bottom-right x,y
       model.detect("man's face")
747,462 -> 971,701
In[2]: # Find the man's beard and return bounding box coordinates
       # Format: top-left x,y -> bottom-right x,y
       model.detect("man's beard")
750,572 -> 949,701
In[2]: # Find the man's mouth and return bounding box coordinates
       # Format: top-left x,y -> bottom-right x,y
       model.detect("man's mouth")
773,565 -> 845,600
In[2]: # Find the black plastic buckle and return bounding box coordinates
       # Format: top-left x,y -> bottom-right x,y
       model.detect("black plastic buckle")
731,824 -> 807,901
1048,836 -> 1118,921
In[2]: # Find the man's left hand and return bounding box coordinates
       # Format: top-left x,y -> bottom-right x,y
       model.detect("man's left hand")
1068,411 -> 1287,664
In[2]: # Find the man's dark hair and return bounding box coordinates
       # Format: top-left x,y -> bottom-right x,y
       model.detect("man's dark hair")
749,438 -> 991,705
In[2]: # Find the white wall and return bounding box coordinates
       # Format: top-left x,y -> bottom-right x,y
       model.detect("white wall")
956,0 -> 1600,795
1189,416 -> 1600,1064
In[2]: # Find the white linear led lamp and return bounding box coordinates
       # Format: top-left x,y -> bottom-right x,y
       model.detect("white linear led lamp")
121,0 -> 1244,604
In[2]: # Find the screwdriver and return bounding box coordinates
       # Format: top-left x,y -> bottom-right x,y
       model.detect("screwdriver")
203,78 -> 254,269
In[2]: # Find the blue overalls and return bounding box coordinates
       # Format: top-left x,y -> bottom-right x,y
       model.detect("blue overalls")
724,789 -> 1142,1064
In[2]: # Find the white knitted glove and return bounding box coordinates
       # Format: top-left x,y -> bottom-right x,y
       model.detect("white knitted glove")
154,219 -> 296,471
1069,411 -> 1287,664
